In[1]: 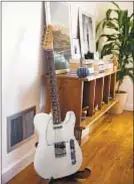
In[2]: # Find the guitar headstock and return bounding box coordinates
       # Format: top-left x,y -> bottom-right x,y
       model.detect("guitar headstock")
42,25 -> 53,50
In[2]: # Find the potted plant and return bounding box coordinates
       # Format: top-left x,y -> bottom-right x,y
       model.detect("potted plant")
96,2 -> 134,114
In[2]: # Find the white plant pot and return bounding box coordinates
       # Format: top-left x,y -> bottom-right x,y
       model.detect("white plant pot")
110,91 -> 128,114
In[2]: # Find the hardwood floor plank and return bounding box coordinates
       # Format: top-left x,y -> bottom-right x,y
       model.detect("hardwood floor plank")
8,111 -> 133,184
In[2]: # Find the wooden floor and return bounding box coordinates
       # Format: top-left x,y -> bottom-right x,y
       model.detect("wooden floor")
9,111 -> 133,184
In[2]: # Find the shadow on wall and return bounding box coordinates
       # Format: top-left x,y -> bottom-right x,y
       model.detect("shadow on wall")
19,3 -> 47,113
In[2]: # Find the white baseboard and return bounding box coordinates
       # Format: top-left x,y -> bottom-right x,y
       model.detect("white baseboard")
2,150 -> 35,184
125,103 -> 133,111
82,127 -> 90,138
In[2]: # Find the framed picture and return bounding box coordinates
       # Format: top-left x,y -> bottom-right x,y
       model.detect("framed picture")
79,9 -> 96,58
44,2 -> 72,73
72,38 -> 81,60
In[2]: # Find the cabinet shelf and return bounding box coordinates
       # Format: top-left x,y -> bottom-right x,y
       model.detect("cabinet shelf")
43,70 -> 117,144
82,106 -> 89,111
81,99 -> 118,129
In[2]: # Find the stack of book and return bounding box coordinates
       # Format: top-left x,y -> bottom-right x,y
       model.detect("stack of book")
83,59 -> 114,73
70,59 -> 114,75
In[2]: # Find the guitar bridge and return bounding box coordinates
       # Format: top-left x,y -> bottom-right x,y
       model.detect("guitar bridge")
70,139 -> 76,165
54,142 -> 66,157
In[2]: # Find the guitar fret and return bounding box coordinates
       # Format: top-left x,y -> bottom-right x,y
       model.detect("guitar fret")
52,107 -> 60,113
49,73 -> 56,77
53,107 -> 58,111
46,51 -> 62,125
52,102 -> 57,106
51,98 -> 58,101
51,96 -> 58,99
53,113 -> 61,118
53,109 -> 60,112
51,98 -> 58,102
51,95 -> 58,99
50,87 -> 57,91
50,80 -> 56,83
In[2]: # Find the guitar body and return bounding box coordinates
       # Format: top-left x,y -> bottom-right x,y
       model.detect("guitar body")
34,111 -> 83,179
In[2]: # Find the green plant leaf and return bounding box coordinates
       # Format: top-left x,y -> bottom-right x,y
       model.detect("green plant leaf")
102,18 -> 119,30
105,8 -> 120,20
101,49 -> 112,58
101,42 -> 116,58
105,21 -> 119,31
112,2 -> 121,9
96,19 -> 105,33
116,70 -> 125,82
128,72 -> 134,83
126,67 -> 134,72
114,40 -> 121,47
96,40 -> 99,51
106,9 -> 113,19
107,37 -> 117,42
118,10 -> 125,28
102,20 -> 107,30
129,12 -> 134,20
107,18 -> 118,22
99,33 -> 119,40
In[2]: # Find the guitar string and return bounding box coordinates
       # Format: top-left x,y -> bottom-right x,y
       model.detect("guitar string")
45,29 -> 61,147
47,51 -> 60,145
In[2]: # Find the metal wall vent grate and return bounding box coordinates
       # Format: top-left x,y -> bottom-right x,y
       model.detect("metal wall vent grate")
7,106 -> 36,153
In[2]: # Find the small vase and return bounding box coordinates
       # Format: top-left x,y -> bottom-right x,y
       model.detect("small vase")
76,67 -> 90,78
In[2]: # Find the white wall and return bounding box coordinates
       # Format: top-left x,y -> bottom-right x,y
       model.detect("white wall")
2,2 -> 44,183
95,1 -> 133,23
95,2 -> 133,111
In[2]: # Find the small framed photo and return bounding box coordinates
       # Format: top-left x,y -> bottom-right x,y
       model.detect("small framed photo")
72,38 -> 81,60
79,9 -> 96,58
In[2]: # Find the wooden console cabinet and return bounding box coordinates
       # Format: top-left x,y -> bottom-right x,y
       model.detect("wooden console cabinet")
43,70 -> 118,144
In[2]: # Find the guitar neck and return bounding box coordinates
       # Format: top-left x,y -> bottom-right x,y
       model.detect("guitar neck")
46,50 -> 62,125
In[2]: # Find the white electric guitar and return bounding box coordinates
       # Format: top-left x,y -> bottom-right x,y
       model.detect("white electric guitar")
33,25 -> 83,180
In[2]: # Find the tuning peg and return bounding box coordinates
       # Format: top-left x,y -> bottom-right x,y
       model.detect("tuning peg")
41,36 -> 44,40
41,37 -> 44,41
41,39 -> 44,43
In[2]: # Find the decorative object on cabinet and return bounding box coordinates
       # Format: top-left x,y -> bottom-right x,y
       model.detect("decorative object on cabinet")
79,9 -> 96,59
76,67 -> 90,78
84,51 -> 94,59
44,2 -> 72,74
72,38 -> 81,60
104,60 -> 113,72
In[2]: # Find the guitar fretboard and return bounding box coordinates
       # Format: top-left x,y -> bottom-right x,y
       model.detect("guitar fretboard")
46,50 -> 61,125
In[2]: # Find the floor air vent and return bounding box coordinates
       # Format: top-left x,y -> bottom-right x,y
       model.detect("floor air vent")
7,106 -> 36,153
